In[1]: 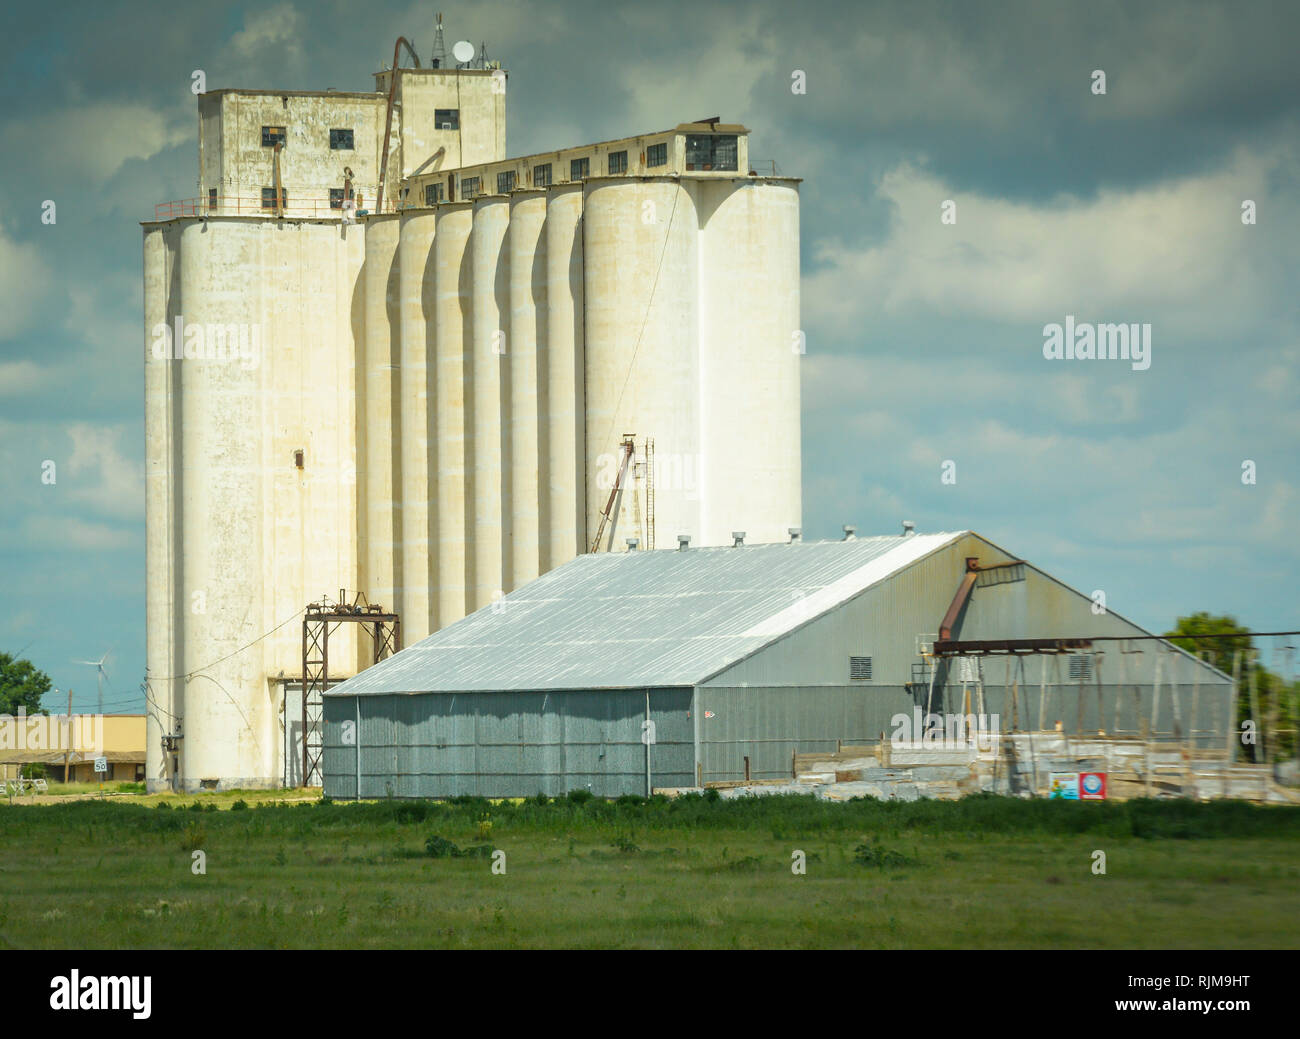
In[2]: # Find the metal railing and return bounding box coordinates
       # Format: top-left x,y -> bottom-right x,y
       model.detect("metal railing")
153,192 -> 387,221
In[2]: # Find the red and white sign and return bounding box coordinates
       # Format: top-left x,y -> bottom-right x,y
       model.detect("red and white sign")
1079,772 -> 1107,799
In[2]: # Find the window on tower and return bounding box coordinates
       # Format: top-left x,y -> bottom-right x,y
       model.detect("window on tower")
261,125 -> 286,148
608,150 -> 628,175
329,128 -> 354,150
645,141 -> 667,167
685,134 -> 738,171
435,109 -> 460,130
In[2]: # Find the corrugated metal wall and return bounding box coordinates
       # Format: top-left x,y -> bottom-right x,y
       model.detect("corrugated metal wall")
323,687 -> 694,798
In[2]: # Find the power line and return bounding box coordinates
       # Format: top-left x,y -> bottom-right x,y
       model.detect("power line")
150,606 -> 307,682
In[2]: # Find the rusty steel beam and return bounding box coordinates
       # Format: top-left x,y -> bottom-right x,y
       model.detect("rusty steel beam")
375,37 -> 422,215
933,637 -> 1094,657
938,556 -> 981,642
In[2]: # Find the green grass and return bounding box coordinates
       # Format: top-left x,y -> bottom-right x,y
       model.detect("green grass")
2,793 -> 1299,949
6,780 -> 147,797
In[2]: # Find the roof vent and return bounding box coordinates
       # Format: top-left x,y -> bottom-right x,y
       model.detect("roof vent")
842,524 -> 857,541
625,537 -> 639,551
902,520 -> 915,537
731,531 -> 746,547
677,534 -> 691,550
788,527 -> 802,543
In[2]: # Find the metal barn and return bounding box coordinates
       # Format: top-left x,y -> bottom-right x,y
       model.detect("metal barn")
321,531 -> 1233,798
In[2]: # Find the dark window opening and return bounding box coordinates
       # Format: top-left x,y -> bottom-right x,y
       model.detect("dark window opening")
608,150 -> 628,175
646,142 -> 668,167
461,176 -> 481,198
329,128 -> 354,150
435,109 -> 460,130
496,170 -> 516,193
533,163 -> 552,187
329,187 -> 354,209
424,182 -> 444,206
685,134 -> 738,171
261,125 -> 286,148
261,187 -> 288,209
207,187 -> 217,210
569,156 -> 589,180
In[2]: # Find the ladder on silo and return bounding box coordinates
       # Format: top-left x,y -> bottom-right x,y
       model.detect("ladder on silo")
644,437 -> 655,550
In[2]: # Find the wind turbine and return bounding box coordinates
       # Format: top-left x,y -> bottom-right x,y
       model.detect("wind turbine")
72,650 -> 113,715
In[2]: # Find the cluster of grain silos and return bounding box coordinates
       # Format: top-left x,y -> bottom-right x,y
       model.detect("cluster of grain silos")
361,174 -> 804,646
143,171 -> 802,791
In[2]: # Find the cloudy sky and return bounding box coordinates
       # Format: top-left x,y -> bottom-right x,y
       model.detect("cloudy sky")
2,0 -> 1297,712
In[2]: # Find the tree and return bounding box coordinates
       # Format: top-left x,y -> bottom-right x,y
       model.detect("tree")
1163,612 -> 1253,678
0,653 -> 52,716
1164,613 -> 1298,761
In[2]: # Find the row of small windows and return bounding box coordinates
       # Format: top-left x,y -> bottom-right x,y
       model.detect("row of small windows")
261,125 -> 354,150
407,136 -> 717,207
260,118 -> 459,149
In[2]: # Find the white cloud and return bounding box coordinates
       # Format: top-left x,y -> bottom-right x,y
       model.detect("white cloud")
0,223 -> 52,339
225,3 -> 307,73
804,146 -> 1292,341
0,101 -> 191,181
21,514 -> 132,551
0,360 -> 48,396
65,423 -> 144,520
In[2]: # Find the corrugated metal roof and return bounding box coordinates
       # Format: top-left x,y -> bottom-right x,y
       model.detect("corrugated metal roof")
326,532 -> 965,696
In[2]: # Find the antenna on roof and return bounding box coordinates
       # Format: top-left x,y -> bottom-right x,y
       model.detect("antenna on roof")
476,41 -> 489,69
452,39 -> 475,66
431,13 -> 447,68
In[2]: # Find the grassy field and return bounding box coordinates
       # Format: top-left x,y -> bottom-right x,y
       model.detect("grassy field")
2,792 -> 1299,949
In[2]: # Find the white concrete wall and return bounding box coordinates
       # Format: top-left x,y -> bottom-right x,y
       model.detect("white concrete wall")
695,179 -> 802,547
397,210 -> 437,640
433,203 -> 474,626
583,179 -> 702,548
469,197 -> 511,609
143,226 -> 181,789
145,217 -> 365,790
361,217 -> 401,617
544,185 -> 586,566
507,191 -> 547,586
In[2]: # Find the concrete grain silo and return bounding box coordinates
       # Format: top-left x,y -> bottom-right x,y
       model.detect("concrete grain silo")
142,44 -> 802,791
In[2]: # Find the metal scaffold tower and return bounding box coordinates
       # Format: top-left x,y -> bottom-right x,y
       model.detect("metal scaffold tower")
300,593 -> 400,788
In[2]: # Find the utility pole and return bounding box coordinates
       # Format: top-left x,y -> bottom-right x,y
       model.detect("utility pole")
64,687 -> 73,783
